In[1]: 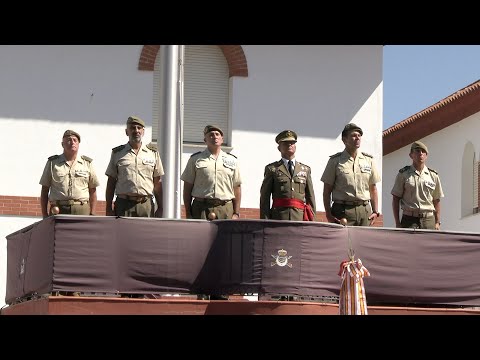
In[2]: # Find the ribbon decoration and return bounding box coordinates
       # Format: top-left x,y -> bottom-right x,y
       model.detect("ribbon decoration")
338,258 -> 370,315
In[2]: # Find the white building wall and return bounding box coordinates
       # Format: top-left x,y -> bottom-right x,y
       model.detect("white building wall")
0,45 -> 383,307
230,45 -> 383,211
184,45 -> 383,213
0,45 -> 153,200
382,112 -> 480,231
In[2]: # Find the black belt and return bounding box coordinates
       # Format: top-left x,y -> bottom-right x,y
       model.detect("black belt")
52,200 -> 88,206
116,194 -> 151,203
334,200 -> 369,206
402,209 -> 434,218
194,198 -> 231,206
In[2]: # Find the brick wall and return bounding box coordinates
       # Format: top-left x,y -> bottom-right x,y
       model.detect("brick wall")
0,195 -> 383,226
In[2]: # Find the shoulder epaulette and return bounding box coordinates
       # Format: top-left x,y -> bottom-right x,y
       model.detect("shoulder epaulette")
48,155 -> 59,160
329,152 -> 342,158
399,165 -> 410,173
146,142 -> 158,152
81,155 -> 92,162
266,161 -> 279,171
227,152 -> 237,159
297,161 -> 310,169
112,145 -> 125,153
428,167 -> 438,174
361,152 -> 373,158
265,161 -> 278,168
190,151 -> 201,158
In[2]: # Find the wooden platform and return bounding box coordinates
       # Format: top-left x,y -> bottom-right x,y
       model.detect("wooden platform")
2,296 -> 480,315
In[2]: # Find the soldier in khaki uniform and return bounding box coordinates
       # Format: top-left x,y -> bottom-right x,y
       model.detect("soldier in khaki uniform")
260,130 -> 316,221
182,124 -> 241,301
321,123 -> 381,226
105,116 -> 164,218
40,130 -> 100,218
391,141 -> 444,230
181,125 -> 242,221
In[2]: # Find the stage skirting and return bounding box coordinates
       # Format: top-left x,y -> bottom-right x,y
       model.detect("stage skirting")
6,216 -> 480,307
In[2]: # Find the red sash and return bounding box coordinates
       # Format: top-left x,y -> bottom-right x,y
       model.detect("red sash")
272,198 -> 314,221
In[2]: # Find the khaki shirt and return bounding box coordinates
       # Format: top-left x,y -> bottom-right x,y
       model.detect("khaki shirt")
321,149 -> 381,201
391,165 -> 444,211
181,149 -> 241,200
105,142 -> 164,196
39,154 -> 100,201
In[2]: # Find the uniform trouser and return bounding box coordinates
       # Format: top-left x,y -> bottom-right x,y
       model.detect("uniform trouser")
192,199 -> 233,300
331,202 -> 372,226
401,214 -> 436,230
191,199 -> 233,220
114,197 -> 154,217
50,203 -> 90,216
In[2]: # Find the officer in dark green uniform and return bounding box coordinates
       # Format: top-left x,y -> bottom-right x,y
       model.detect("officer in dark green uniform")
391,141 -> 444,230
260,130 -> 316,221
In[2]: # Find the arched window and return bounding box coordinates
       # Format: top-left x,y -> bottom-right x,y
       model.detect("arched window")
141,45 -> 248,146
475,157 -> 479,214
461,141 -> 477,217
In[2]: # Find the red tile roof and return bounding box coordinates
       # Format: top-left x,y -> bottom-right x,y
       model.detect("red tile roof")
383,79 -> 480,155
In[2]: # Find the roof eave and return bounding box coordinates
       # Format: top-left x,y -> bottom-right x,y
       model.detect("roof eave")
383,80 -> 480,156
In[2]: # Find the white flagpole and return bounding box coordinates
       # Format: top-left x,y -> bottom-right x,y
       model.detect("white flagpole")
176,45 -> 185,219
158,45 -> 180,219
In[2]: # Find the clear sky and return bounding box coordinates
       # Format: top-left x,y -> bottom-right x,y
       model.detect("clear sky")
383,45 -> 480,130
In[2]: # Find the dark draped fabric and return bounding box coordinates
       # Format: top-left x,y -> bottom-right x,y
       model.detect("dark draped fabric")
6,216 -> 480,307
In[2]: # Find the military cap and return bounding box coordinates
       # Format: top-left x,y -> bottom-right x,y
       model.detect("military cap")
275,130 -> 297,144
411,141 -> 428,154
63,129 -> 81,142
127,116 -> 145,127
204,125 -> 224,136
341,123 -> 363,137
